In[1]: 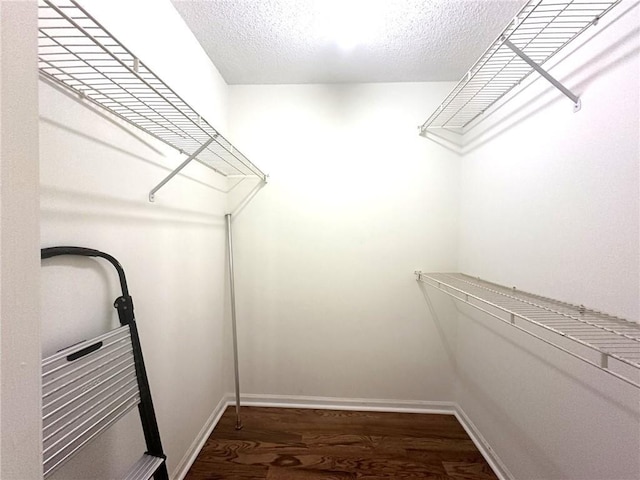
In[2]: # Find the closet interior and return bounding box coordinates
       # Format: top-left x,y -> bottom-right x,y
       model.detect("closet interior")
0,0 -> 637,479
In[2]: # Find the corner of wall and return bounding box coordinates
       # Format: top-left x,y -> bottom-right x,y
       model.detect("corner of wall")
0,1 -> 41,478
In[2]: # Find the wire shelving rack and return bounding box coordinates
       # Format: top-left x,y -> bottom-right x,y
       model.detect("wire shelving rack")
420,0 -> 622,134
416,272 -> 640,389
38,0 -> 267,200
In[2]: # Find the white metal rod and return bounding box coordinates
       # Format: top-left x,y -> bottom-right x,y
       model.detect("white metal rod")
434,284 -> 639,388
449,273 -> 638,341
148,136 -> 216,202
502,38 -> 581,108
226,214 -> 243,430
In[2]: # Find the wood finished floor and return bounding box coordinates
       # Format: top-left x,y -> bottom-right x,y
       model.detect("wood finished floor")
185,406 -> 499,480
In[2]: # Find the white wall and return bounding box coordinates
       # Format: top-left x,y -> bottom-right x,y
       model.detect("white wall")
450,2 -> 640,478
27,1 -> 640,479
228,83 -> 461,402
0,1 -> 41,478
459,4 -> 640,322
40,1 -> 235,477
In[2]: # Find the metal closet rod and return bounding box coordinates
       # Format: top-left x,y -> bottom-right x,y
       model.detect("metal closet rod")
226,214 -> 242,430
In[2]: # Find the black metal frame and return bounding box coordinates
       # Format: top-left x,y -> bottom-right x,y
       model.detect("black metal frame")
41,246 -> 169,480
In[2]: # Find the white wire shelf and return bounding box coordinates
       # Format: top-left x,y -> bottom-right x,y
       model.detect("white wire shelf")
420,0 -> 622,134
416,272 -> 640,389
38,0 -> 266,199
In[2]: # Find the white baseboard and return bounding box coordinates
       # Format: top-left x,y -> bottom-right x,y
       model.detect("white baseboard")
453,406 -> 514,480
240,393 -> 512,479
240,393 -> 456,414
172,393 -> 512,480
172,394 -> 232,480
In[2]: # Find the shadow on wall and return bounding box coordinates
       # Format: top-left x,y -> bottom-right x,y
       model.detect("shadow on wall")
41,75 -> 167,157
416,281 -> 458,372
40,116 -> 233,196
41,76 -> 269,214
464,28 -> 640,154
41,114 -> 268,219
41,255 -> 115,353
454,302 -> 639,417
455,369 -> 562,479
41,185 -> 226,227
415,279 -> 640,477
452,301 -> 640,479
421,129 -> 463,156
415,284 -> 561,477
41,77 -> 254,204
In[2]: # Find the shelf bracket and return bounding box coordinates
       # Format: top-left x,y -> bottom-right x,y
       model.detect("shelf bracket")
149,136 -> 216,202
502,38 -> 581,112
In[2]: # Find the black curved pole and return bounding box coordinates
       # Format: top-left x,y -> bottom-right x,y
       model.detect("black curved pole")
41,246 -> 130,297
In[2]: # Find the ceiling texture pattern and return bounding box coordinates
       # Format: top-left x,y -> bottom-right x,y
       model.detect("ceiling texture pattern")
171,0 -> 525,84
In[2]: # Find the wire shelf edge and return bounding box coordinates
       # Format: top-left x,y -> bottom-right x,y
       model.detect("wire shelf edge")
38,0 -> 267,199
419,0 -> 622,135
416,271 -> 640,389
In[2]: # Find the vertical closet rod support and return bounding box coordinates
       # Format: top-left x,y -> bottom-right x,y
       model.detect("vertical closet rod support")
148,136 -> 216,202
226,214 -> 243,430
502,37 -> 581,112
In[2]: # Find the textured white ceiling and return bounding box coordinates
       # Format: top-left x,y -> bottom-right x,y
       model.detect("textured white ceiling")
171,0 -> 525,84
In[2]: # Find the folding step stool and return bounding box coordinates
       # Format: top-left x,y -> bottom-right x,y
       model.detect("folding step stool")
41,247 -> 169,480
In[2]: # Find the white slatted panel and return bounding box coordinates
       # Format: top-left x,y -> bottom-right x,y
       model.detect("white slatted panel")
42,325 -> 140,477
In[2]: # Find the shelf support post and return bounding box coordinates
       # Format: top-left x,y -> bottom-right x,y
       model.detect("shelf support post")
502,38 -> 581,112
148,136 -> 216,202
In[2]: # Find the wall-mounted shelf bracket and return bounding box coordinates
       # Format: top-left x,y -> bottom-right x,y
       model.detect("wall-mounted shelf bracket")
149,136 -> 216,202
502,37 -> 581,112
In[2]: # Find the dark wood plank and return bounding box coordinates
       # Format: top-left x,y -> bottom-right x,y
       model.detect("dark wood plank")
267,466 -> 356,479
185,407 -> 499,480
443,462 -> 498,480
186,459 -> 268,480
